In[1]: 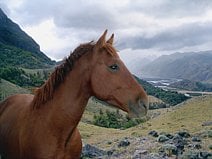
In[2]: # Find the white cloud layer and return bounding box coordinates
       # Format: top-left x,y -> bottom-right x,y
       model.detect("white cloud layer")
1,0 -> 212,62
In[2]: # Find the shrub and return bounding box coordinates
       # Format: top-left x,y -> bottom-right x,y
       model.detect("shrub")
93,109 -> 146,129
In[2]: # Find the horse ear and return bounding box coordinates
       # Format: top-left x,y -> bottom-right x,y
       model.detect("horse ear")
96,30 -> 107,48
107,33 -> 114,45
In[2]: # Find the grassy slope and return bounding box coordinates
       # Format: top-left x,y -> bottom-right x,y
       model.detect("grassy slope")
0,78 -> 30,100
81,96 -> 163,123
79,95 -> 212,148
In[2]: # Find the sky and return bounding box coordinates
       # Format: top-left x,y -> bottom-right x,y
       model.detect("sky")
1,0 -> 212,66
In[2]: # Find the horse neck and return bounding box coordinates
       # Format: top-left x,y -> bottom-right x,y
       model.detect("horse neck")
37,59 -> 92,138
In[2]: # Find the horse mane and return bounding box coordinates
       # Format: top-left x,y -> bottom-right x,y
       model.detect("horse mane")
32,42 -> 95,109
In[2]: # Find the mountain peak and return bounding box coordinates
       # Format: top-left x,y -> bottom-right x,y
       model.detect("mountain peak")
0,8 -> 55,68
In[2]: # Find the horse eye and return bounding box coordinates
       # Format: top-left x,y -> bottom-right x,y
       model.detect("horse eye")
109,64 -> 119,71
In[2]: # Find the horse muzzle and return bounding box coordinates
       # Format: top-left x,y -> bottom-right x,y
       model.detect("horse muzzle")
128,99 -> 149,118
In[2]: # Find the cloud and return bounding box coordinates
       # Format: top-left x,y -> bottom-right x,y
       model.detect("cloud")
117,22 -> 212,51
1,0 -> 212,61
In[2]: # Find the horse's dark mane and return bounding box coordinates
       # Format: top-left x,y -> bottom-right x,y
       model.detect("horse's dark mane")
32,42 -> 95,109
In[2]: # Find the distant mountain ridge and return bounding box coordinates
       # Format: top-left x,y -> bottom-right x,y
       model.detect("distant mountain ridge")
140,51 -> 212,82
0,8 -> 55,68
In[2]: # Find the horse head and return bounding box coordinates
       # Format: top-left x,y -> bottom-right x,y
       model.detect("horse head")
90,30 -> 148,118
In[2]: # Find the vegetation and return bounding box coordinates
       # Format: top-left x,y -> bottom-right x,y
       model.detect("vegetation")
170,79 -> 212,92
0,78 -> 30,101
0,67 -> 45,87
134,76 -> 190,106
0,8 -> 55,67
93,109 -> 146,129
79,95 -> 212,146
0,43 -> 54,69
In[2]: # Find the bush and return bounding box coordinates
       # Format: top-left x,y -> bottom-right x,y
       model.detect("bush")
0,67 -> 45,87
93,109 -> 146,129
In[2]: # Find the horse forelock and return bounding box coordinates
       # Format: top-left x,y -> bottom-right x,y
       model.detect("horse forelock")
32,42 -> 95,109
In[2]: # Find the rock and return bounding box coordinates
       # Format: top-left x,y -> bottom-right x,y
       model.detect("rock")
200,130 -> 212,138
159,132 -> 173,139
199,152 -> 212,158
172,134 -> 186,152
148,153 -> 162,159
191,136 -> 201,142
183,151 -> 212,159
159,144 -> 178,156
194,143 -> 202,149
81,144 -> 108,158
157,135 -> 170,143
208,130 -> 212,138
182,151 -> 199,159
133,150 -> 148,159
172,134 -> 183,141
209,145 -> 212,150
148,130 -> 159,137
175,142 -> 185,152
118,138 -> 130,147
202,121 -> 212,126
166,133 -> 174,139
177,130 -> 191,138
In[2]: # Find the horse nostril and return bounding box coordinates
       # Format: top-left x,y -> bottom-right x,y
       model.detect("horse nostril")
138,99 -> 148,110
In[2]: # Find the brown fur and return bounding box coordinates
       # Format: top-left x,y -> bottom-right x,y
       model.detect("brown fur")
0,30 -> 148,159
32,42 -> 95,109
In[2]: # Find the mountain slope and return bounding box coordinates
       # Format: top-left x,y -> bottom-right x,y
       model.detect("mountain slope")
0,8 -> 55,68
0,78 -> 30,101
140,51 -> 212,82
79,95 -> 212,146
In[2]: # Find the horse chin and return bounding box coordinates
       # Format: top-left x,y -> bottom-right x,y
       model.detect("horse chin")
128,101 -> 148,118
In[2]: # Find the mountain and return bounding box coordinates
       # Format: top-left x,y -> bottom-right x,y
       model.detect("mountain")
140,51 -> 212,82
124,57 -> 152,75
0,8 -> 55,68
169,79 -> 212,92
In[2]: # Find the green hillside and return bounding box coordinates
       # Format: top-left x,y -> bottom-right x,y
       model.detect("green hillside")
0,8 -> 55,68
0,78 -> 30,101
0,8 -> 56,90
0,43 -> 53,69
170,79 -> 212,92
134,76 -> 190,106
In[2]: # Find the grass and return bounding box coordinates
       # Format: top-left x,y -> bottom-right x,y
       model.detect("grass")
0,78 -> 30,100
79,95 -> 212,149
143,95 -> 212,133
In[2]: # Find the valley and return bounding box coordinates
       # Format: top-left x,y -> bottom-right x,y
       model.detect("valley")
144,77 -> 212,97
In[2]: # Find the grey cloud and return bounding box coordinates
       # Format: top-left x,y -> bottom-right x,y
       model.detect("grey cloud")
1,0 -> 212,58
127,0 -> 212,18
118,22 -> 212,51
54,6 -> 117,30
10,0 -> 119,31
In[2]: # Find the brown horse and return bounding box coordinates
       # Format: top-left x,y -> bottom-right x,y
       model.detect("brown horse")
0,30 -> 148,159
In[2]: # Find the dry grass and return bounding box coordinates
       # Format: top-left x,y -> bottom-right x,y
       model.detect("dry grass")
79,95 -> 212,149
